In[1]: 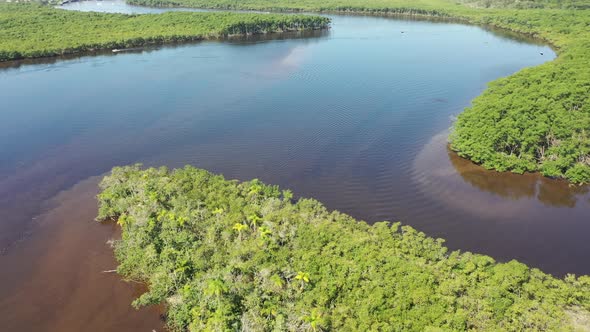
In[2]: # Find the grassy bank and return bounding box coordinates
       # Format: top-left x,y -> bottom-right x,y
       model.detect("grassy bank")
126,0 -> 590,184
97,165 -> 590,331
0,3 -> 330,61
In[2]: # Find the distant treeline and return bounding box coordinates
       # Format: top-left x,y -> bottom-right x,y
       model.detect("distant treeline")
455,0 -> 590,9
124,0 -> 590,184
97,165 -> 590,331
0,3 -> 330,61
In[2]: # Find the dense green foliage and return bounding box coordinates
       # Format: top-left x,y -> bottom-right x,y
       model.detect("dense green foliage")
125,0 -> 590,184
126,0 -> 462,13
97,165 -> 590,331
0,3 -> 329,61
455,0 -> 590,9
447,8 -> 590,184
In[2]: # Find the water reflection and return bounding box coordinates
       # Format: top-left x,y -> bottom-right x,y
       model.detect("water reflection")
0,29 -> 329,71
413,131 -> 590,217
448,147 -> 589,208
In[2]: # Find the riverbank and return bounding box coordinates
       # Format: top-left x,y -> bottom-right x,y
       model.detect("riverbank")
125,0 -> 590,184
0,3 -> 330,61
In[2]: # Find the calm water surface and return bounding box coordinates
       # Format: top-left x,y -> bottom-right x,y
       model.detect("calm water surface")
1,2 -> 588,331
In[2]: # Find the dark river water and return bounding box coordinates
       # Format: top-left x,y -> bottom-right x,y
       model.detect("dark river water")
1,1 -> 587,331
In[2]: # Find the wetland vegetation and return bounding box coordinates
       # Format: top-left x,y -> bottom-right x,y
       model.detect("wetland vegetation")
98,165 -> 590,331
0,3 -> 329,61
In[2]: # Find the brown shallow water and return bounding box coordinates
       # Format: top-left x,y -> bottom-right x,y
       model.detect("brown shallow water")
0,177 -> 165,331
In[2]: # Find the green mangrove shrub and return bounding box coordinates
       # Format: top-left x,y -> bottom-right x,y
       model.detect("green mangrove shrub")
97,165 -> 590,331
0,3 -> 330,61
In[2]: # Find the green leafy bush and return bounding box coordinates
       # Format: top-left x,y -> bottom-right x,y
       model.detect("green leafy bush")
0,3 -> 329,61
97,165 -> 590,331
565,163 -> 590,185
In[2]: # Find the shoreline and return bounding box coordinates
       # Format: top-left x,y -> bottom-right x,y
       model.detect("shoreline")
0,27 -> 329,63
2,2 -> 553,65
123,2 -> 559,50
0,4 -> 331,62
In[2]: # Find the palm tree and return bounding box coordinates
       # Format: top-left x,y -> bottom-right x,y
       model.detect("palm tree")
259,226 -> 272,240
295,271 -> 310,289
247,214 -> 262,230
232,223 -> 247,241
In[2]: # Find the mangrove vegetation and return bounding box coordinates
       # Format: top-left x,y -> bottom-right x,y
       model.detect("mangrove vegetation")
123,0 -> 590,183
98,165 -> 590,331
0,3 -> 330,61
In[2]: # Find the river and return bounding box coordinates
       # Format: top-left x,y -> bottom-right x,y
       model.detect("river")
1,2 -> 587,331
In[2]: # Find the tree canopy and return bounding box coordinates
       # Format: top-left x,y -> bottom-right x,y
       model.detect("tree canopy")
97,165 -> 590,331
0,3 -> 329,61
